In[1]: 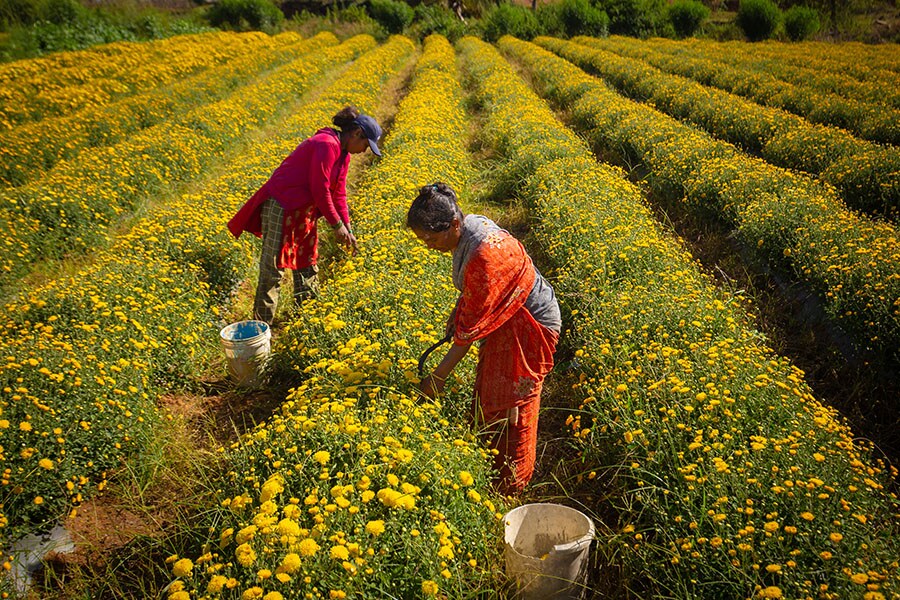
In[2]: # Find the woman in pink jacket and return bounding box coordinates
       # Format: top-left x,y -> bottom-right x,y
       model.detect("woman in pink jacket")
228,106 -> 382,325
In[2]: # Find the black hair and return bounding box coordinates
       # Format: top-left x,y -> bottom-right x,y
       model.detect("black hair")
406,182 -> 463,232
332,106 -> 361,132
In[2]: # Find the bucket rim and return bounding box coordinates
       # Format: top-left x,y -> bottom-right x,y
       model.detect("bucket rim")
220,319 -> 271,342
503,502 -> 595,557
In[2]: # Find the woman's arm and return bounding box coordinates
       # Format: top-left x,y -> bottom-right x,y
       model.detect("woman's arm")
418,341 -> 471,399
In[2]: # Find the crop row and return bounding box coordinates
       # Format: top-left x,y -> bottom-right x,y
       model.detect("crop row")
0,31 -> 270,130
581,36 -> 899,146
0,35 -> 376,299
631,38 -> 900,112
462,34 -> 900,599
540,37 -> 900,219
717,39 -> 900,81
165,35 -> 508,600
0,31 -> 323,189
0,35 -> 409,555
529,36 -> 900,367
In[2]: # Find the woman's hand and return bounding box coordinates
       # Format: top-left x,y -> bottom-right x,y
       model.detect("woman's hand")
334,224 -> 358,255
418,372 -> 446,399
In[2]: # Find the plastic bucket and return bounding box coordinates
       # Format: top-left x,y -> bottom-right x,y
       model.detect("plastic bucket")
219,320 -> 271,386
503,503 -> 595,600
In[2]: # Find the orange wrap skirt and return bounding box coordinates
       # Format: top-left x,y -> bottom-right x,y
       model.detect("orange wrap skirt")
471,307 -> 558,494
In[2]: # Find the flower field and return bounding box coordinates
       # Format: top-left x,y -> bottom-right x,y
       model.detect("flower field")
538,37 -> 900,220
0,28 -> 898,600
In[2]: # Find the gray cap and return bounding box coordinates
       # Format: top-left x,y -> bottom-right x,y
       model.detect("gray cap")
353,114 -> 382,156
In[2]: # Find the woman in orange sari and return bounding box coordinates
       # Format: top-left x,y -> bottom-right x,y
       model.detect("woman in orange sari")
409,183 -> 561,494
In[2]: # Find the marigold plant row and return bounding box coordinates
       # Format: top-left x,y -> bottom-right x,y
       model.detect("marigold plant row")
526,36 -> 900,367
584,35 -> 900,147
0,35 -> 376,299
542,36 -> 899,219
0,31 -> 264,130
0,31 -> 332,189
0,35 -> 392,552
166,35 -> 508,600
461,35 -> 900,599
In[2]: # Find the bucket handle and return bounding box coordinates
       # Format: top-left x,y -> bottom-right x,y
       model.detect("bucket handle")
553,537 -> 594,552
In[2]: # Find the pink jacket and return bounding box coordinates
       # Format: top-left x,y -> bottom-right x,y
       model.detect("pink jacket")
228,128 -> 350,238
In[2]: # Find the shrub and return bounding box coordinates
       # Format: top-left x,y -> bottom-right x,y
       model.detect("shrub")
0,0 -> 40,27
206,0 -> 283,33
668,0 -> 710,37
482,2 -> 540,41
41,0 -> 86,25
409,3 -> 467,41
535,1 -> 563,35
367,0 -> 413,33
783,4 -> 820,40
736,0 -> 780,41
597,0 -> 665,35
558,0 -> 609,37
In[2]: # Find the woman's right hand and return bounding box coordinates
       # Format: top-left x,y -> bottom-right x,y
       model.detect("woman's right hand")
334,224 -> 358,255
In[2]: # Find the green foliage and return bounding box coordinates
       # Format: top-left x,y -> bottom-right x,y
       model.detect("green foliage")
206,0 -> 284,33
556,0 -> 609,37
668,0 -> 710,37
367,0 -> 413,33
783,4 -> 820,40
408,3 -> 468,41
41,0 -> 84,24
598,0 -> 667,36
0,0 -> 210,61
482,2 -> 540,41
736,0 -> 781,41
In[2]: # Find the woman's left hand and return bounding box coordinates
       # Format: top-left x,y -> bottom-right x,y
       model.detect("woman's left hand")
418,373 -> 445,399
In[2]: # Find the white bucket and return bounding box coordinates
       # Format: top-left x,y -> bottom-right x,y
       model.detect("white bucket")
219,320 -> 271,386
504,503 -> 595,600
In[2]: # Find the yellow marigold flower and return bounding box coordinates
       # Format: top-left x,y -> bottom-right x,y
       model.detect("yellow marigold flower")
763,521 -> 779,532
313,451 -> 330,465
263,592 -> 284,600
257,569 -> 271,580
459,471 -> 474,486
851,573 -> 869,584
280,553 -> 301,573
757,586 -> 782,599
207,575 -> 228,593
800,512 -> 814,521
171,558 -> 193,578
365,520 -> 386,536
441,568 -> 452,579
467,489 -> 481,503
330,545 -> 350,561
38,458 -> 54,470
422,580 -> 439,596
820,551 -> 833,560
829,532 -> 843,543
330,591 -> 347,599
242,587 -> 263,600
863,593 -> 885,600
235,543 -> 257,567
276,518 -> 301,537
765,564 -> 781,573
297,538 -> 320,557
19,422 -> 32,432
169,592 -> 190,600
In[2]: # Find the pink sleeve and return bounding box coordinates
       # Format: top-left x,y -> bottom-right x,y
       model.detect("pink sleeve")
308,140 -> 341,226
334,154 -> 350,225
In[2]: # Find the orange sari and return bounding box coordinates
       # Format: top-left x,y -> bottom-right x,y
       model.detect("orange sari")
453,220 -> 559,493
